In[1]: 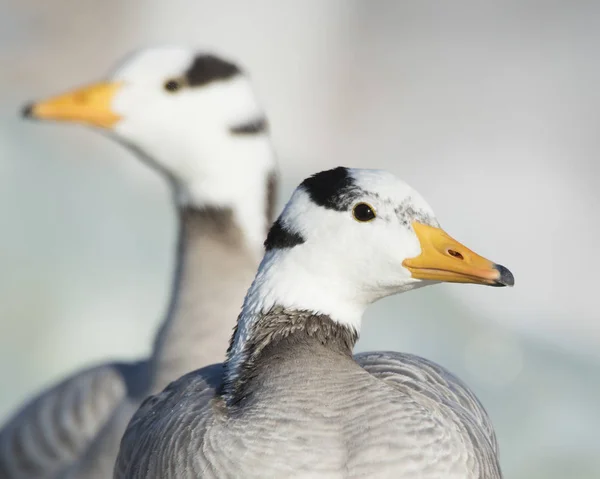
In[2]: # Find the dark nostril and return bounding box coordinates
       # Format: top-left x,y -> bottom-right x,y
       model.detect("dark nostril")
21,103 -> 34,118
447,249 -> 464,260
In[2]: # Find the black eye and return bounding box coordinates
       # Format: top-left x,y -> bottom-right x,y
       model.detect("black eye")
352,203 -> 376,222
164,79 -> 182,92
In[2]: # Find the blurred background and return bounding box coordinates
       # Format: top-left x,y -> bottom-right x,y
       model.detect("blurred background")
1,1 -> 599,477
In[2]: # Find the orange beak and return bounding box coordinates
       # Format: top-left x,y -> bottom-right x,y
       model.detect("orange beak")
402,222 -> 514,287
22,82 -> 122,129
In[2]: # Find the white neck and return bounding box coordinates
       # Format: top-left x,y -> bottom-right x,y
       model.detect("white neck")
133,128 -> 276,259
225,247 -> 369,386
146,132 -> 277,391
181,134 -> 276,259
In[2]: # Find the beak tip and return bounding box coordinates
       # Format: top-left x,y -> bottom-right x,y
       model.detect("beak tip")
21,103 -> 34,119
493,264 -> 514,287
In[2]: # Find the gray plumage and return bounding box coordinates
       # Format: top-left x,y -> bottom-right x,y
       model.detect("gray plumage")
115,167 -> 510,478
3,46 -> 279,478
0,206 -> 265,479
150,207 -> 260,394
0,362 -> 148,478
355,351 -> 498,454
114,308 -> 501,479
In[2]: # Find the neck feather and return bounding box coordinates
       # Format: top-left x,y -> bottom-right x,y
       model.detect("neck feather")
122,129 -> 278,259
222,248 -> 367,404
150,206 -> 259,393
221,306 -> 358,405
124,130 -> 278,392
180,135 -> 278,259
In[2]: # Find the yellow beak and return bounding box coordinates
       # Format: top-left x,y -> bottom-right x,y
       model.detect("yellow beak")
402,222 -> 514,287
23,82 -> 122,129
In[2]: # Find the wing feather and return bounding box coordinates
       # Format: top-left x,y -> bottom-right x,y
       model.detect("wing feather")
0,362 -> 140,479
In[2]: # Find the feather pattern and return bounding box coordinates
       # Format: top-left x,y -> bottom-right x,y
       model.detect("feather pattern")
115,166 -> 510,478
355,351 -> 499,454
0,362 -> 147,478
3,47 -> 278,478
0,206 -> 263,479
115,310 -> 502,479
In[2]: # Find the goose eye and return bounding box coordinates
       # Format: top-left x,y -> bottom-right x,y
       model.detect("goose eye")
164,79 -> 182,93
352,203 -> 376,222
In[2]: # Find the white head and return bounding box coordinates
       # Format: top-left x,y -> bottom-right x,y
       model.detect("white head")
24,46 -> 277,252
227,167 -> 514,367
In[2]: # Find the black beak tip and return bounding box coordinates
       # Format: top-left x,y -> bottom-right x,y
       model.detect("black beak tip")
493,264 -> 514,287
21,103 -> 34,118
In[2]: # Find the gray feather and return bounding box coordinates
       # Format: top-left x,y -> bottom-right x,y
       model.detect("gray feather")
0,363 -> 146,479
0,205 -> 263,479
115,311 -> 502,478
355,351 -> 499,454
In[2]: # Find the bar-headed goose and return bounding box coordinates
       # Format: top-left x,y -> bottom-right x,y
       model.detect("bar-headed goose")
0,47 -> 278,479
115,167 -> 514,479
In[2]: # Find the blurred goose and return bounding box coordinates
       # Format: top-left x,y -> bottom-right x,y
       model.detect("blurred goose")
115,167 -> 514,479
0,47 -> 278,478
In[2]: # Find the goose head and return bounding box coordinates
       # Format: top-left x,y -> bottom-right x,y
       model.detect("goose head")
23,46 -> 277,251
238,167 -> 514,335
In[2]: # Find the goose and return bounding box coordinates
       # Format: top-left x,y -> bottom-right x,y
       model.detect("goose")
0,47 -> 278,478
115,166 -> 514,479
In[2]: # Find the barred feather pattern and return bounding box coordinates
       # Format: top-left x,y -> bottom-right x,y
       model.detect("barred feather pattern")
0,205 -> 260,479
0,362 -> 147,479
115,311 -> 502,479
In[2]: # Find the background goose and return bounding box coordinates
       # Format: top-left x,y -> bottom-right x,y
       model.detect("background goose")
115,166 -> 514,479
0,47 -> 278,478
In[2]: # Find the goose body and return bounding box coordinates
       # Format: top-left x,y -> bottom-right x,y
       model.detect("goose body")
0,47 -> 278,478
115,167 -> 513,478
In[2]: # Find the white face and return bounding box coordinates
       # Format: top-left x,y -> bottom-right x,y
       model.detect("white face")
243,167 -> 511,333
26,46 -> 274,207
110,47 -> 269,188
226,167 -> 513,397
277,169 -> 439,304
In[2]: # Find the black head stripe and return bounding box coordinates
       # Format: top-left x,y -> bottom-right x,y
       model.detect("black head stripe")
264,218 -> 305,251
300,167 -> 362,211
185,54 -> 241,87
230,117 -> 268,136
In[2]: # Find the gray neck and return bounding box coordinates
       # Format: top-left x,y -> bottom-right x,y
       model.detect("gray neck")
119,133 -> 278,395
222,307 -> 358,406
150,206 -> 260,394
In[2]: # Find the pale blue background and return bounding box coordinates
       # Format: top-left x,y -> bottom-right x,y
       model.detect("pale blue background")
1,1 -> 599,477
